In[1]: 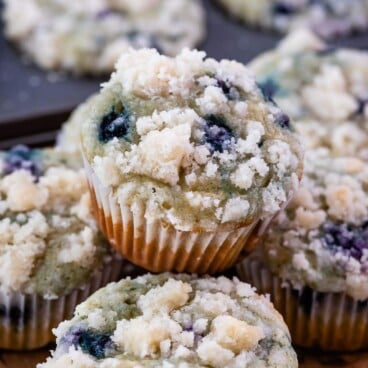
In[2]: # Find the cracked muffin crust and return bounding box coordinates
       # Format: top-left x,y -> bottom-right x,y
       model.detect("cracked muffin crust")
3,0 -> 205,74
38,274 -> 297,368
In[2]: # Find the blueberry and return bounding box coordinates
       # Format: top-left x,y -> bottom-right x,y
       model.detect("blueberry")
215,78 -> 240,100
257,78 -> 279,105
3,145 -> 42,178
62,327 -> 114,359
127,31 -> 163,54
272,2 -> 297,15
274,113 -> 291,129
203,115 -> 234,153
323,222 -> 368,260
355,98 -> 368,116
98,103 -> 131,143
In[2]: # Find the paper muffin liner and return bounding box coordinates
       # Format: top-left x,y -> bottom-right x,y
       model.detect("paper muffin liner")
237,256 -> 368,351
83,156 -> 274,274
0,255 -> 125,350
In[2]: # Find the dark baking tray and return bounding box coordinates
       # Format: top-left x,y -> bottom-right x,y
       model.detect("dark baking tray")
0,0 -> 367,148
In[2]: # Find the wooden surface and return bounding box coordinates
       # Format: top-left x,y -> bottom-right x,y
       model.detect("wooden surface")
0,348 -> 367,367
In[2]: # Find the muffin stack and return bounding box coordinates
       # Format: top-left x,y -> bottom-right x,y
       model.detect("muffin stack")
28,47 -> 303,367
3,4 -> 368,365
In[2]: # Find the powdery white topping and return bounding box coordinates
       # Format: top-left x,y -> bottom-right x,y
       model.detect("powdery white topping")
264,149 -> 368,300
0,150 -> 106,296
84,48 -> 302,231
250,31 -> 368,160
3,0 -> 205,74
39,274 -> 297,368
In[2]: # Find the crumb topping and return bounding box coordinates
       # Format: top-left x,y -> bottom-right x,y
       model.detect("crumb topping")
0,147 -> 109,297
38,274 -> 297,368
250,31 -> 368,160
83,48 -> 302,231
264,149 -> 368,300
3,0 -> 205,74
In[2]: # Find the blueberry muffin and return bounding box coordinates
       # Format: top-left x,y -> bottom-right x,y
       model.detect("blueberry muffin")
81,48 -> 303,274
218,0 -> 368,39
38,274 -> 298,368
238,148 -> 368,351
57,94 -> 99,155
250,29 -> 368,160
0,145 -> 124,349
3,0 -> 205,74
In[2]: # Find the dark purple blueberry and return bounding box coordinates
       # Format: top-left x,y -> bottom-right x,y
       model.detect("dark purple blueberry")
61,327 -> 114,359
127,31 -> 163,54
272,1 -> 297,15
98,104 -> 131,143
215,78 -> 240,100
3,145 -> 42,178
274,113 -> 291,129
95,9 -> 116,19
323,222 -> 368,260
257,78 -> 279,105
203,115 -> 234,153
355,98 -> 368,116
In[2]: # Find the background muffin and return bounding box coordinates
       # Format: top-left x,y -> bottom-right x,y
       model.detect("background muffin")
0,145 -> 123,349
250,29 -> 368,160
81,48 -> 303,273
238,149 -> 368,351
38,274 -> 297,368
217,0 -> 368,39
3,0 -> 205,74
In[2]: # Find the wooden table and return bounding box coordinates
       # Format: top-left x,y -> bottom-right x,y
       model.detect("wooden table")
1,348 -> 368,367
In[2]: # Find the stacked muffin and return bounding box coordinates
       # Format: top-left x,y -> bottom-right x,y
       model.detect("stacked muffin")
34,47 -> 304,366
237,29 -> 368,351
0,145 -> 125,349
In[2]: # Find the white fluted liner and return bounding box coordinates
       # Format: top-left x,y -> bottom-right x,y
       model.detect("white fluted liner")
83,155 -> 269,274
237,256 -> 368,351
0,255 -> 124,350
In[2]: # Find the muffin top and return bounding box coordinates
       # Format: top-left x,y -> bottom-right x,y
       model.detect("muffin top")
3,0 -> 205,73
38,274 -> 297,368
250,29 -> 368,159
82,48 -> 303,231
263,149 -> 368,300
218,0 -> 368,39
0,145 -> 111,298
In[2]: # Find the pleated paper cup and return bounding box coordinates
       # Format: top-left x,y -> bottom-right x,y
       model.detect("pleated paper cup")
84,157 -> 273,274
0,255 -> 125,350
237,256 -> 368,351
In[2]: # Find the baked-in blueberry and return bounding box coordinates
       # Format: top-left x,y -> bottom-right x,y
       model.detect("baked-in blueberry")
3,145 -> 42,178
127,31 -> 163,54
274,113 -> 291,129
215,78 -> 240,100
257,78 -> 279,105
323,222 -> 368,260
62,326 -> 114,359
272,2 -> 297,15
98,103 -> 131,143
356,98 -> 368,115
203,115 -> 234,153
